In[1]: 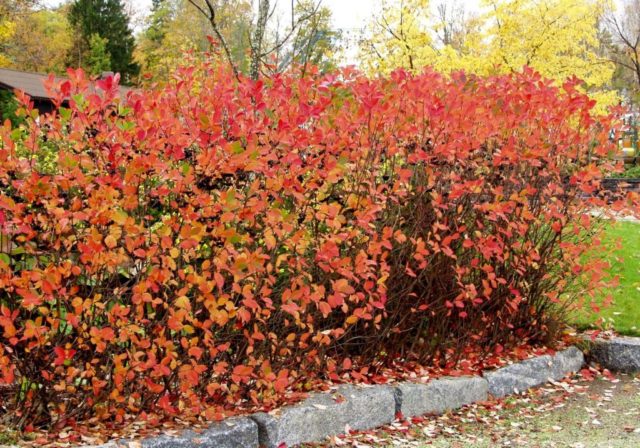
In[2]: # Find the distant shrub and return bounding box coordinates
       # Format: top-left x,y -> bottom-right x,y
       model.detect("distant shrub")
621,164 -> 640,178
0,65 -> 619,428
0,91 -> 23,128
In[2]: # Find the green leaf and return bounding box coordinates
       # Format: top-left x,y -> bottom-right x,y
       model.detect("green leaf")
59,107 -> 72,121
230,141 -> 244,154
9,246 -> 25,256
10,128 -> 23,141
72,94 -> 86,111
117,121 -> 135,131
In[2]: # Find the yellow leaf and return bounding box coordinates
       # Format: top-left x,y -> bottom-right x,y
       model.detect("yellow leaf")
345,315 -> 358,325
333,278 -> 355,295
111,209 -> 128,225
175,296 -> 190,309
104,235 -> 117,249
264,228 -> 276,250
157,224 -> 171,237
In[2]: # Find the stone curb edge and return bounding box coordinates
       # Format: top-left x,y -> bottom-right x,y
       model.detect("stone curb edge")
90,347 -> 585,448
583,336 -> 640,373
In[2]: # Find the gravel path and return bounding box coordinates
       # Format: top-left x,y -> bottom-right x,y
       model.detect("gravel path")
423,374 -> 640,448
308,372 -> 640,448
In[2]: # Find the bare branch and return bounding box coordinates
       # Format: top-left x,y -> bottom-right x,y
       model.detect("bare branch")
603,0 -> 640,95
261,1 -> 323,58
186,0 -> 240,79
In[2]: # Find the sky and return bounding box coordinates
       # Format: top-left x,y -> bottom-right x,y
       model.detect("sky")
314,0 -> 377,31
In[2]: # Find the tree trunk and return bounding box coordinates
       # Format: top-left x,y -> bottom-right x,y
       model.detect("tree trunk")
250,0 -> 270,80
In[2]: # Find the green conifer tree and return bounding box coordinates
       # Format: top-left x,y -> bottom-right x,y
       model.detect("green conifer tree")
68,0 -> 139,83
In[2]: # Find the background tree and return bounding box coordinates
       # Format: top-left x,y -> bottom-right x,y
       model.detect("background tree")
186,0 -> 333,80
434,1 -> 468,47
1,6 -> 72,74
482,0 -> 612,87
0,17 -> 15,67
0,1 -> 42,67
278,0 -> 341,75
68,0 -> 139,83
136,0 -> 252,82
0,1 -> 69,125
359,0 -> 617,108
359,0 -> 435,73
603,0 -> 640,106
86,33 -> 111,76
135,0 -> 173,79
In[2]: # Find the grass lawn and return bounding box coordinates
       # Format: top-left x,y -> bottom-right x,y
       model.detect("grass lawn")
573,220 -> 640,336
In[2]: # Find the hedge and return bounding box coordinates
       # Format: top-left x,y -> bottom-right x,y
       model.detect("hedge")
0,64 -> 618,429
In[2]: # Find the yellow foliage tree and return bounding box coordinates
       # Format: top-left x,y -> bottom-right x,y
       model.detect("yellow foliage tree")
0,15 -> 15,67
360,0 -> 617,108
4,8 -> 72,74
360,0 -> 436,74
136,0 -> 253,83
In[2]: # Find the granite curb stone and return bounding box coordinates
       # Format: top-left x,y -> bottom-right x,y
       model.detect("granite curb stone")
139,417 -> 258,448
88,417 -> 258,448
251,384 -> 396,448
483,347 -> 584,398
395,376 -> 488,418
550,346 -> 585,378
588,336 -> 640,372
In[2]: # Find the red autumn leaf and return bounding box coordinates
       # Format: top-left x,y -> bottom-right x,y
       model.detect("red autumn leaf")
156,394 -> 177,414
53,347 -> 76,366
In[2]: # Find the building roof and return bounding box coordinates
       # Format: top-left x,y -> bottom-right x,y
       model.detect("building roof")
0,67 -> 131,101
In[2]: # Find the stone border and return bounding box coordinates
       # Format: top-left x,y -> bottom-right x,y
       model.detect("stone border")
483,346 -> 584,398
91,418 -> 259,448
585,336 -> 640,373
88,347 -> 584,448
